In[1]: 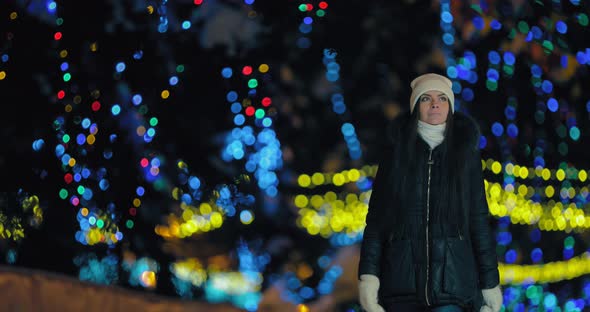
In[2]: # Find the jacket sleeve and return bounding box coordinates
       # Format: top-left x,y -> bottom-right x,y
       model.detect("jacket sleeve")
357,141 -> 393,280
468,148 -> 500,289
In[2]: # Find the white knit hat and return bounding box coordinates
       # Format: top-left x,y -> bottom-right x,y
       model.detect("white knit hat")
410,73 -> 454,114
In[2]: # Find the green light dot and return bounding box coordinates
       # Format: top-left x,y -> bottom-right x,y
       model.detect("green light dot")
526,285 -> 536,299
56,18 -> 63,26
502,65 -> 514,76
564,236 -> 575,248
154,178 -> 166,192
63,73 -> 71,82
248,78 -> 258,88
486,80 -> 498,91
255,108 -> 265,119
176,65 -> 185,73
59,189 -> 68,199
517,21 -> 529,33
542,40 -> 554,54
558,142 -> 568,156
298,4 -> 307,11
508,28 -> 517,39
138,105 -> 148,114
126,220 -> 134,229
578,13 -> 589,26
570,126 -> 580,141
62,134 -> 70,143
77,185 -> 85,195
470,4 -> 483,15
149,117 -> 158,126
97,219 -> 104,229
316,9 -> 325,17
565,172 -> 573,182
536,286 -> 543,298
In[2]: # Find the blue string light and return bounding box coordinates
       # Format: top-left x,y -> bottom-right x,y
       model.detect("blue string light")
322,49 -> 363,160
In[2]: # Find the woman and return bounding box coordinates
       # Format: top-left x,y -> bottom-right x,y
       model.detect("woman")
357,73 -> 502,312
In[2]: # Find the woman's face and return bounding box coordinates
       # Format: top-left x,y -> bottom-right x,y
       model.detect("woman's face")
418,90 -> 450,125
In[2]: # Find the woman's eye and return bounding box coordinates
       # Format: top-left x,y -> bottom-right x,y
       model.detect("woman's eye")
421,97 -> 430,102
440,97 -> 447,101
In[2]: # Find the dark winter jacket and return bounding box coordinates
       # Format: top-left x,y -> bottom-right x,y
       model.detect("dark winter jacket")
358,111 -> 500,311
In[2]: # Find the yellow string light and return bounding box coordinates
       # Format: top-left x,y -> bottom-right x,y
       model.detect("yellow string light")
484,180 -> 590,231
297,165 -> 375,188
298,159 -> 589,189
171,258 -> 208,287
499,252 -> 590,285
483,159 -> 588,183
156,195 -> 225,239
293,189 -> 373,237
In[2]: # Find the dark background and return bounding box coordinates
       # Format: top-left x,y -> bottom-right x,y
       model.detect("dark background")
1,0 -> 590,310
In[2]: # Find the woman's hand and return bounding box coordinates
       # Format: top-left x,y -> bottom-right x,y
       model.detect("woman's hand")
358,274 -> 385,312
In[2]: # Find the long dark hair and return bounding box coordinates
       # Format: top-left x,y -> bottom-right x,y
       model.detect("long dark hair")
386,102 -> 467,230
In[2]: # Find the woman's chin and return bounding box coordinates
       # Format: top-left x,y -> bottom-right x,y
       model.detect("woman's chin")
426,119 -> 445,125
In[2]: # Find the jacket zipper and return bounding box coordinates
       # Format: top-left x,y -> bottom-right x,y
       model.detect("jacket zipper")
425,149 -> 433,306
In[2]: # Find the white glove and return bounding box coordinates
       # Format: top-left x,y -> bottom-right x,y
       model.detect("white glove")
481,285 -> 503,312
358,274 -> 385,312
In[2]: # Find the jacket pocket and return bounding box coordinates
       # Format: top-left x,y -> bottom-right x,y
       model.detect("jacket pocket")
379,239 -> 416,296
443,237 -> 478,299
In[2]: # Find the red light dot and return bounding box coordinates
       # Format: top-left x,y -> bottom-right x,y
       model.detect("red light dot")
54,32 -> 62,40
64,173 -> 73,184
129,207 -> 137,216
245,106 -> 255,116
262,97 -> 272,107
306,4 -> 313,11
57,90 -> 65,99
319,1 -> 328,9
91,101 -> 101,111
242,66 -> 253,75
194,0 -> 203,4
140,158 -> 149,167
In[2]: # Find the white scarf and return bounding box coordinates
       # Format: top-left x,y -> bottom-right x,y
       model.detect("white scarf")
417,120 -> 446,149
